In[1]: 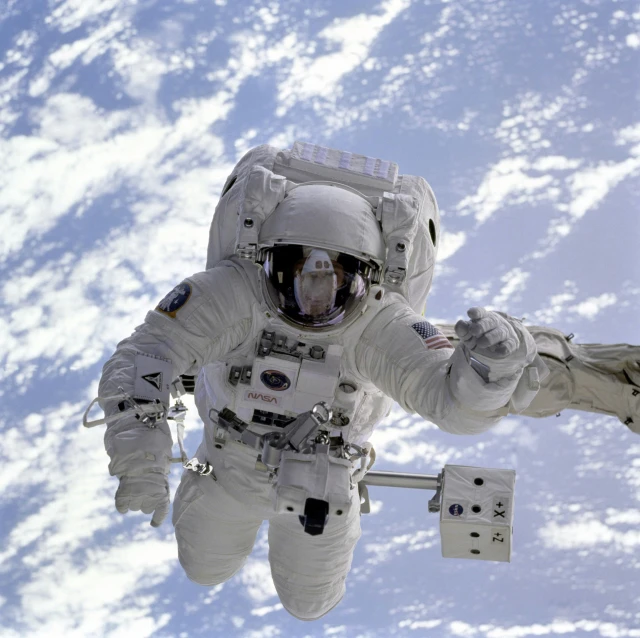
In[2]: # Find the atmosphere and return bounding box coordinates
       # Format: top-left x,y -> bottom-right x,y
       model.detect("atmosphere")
1,1 -> 639,637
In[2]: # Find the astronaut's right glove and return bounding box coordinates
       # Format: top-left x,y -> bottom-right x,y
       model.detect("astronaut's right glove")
115,471 -> 170,527
106,421 -> 173,527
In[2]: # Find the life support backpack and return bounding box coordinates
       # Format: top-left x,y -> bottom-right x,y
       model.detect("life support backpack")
206,141 -> 441,314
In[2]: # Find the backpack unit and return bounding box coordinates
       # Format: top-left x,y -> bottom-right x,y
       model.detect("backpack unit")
206,141 -> 441,314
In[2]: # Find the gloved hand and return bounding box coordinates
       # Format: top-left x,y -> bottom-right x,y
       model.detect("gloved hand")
105,422 -> 174,527
453,306 -> 540,388
115,470 -> 170,527
448,307 -> 543,415
454,307 -> 519,359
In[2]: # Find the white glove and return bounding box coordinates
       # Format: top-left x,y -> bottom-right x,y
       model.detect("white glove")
451,306 -> 545,414
454,307 -> 519,360
115,470 -> 170,527
106,422 -> 173,527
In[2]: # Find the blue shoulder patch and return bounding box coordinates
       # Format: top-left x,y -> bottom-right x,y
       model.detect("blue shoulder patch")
156,282 -> 192,318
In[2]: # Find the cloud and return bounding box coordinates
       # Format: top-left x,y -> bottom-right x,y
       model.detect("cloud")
364,529 -> 438,566
448,619 -> 640,638
491,268 -> 530,308
438,230 -> 466,262
456,157 -> 554,224
567,159 -> 640,219
531,285 -> 621,325
539,517 -> 640,551
0,397 -> 183,636
250,603 -> 284,617
274,0 -> 411,118
369,407 -> 463,467
237,558 -> 278,604
569,293 -> 617,320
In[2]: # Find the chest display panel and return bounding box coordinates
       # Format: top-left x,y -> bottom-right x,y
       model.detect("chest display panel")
233,330 -> 343,416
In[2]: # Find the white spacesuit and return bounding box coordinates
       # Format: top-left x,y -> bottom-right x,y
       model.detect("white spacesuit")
97,142 -> 543,620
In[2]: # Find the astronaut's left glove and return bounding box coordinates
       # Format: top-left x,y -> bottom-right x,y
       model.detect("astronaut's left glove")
451,307 -> 548,414
455,307 -> 524,370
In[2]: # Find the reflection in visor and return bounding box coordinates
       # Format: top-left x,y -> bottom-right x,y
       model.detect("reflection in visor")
262,244 -> 374,330
293,249 -> 342,317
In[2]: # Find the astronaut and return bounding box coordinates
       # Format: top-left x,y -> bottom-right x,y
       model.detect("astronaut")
97,142 -> 543,621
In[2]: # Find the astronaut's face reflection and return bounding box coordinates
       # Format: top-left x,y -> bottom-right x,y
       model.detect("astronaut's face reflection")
293,251 -> 344,317
262,244 -> 373,330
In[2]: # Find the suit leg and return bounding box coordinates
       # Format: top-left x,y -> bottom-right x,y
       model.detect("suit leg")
173,469 -> 264,586
268,493 -> 362,621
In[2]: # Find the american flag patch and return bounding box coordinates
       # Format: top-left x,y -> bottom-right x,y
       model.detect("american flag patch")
412,321 -> 453,350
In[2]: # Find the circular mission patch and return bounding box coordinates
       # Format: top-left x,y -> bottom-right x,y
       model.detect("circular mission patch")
156,282 -> 192,318
260,370 -> 291,391
449,503 -> 464,517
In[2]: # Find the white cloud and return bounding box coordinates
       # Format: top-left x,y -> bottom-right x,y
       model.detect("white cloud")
540,517 -> 640,551
491,267 -> 530,308
438,229 -> 466,261
626,33 -> 640,48
0,397 -> 183,637
456,157 -> 554,224
531,281 -> 578,324
364,529 -> 438,565
274,0 -> 411,118
532,156 -> 582,172
616,123 -> 640,156
449,619 -> 640,638
456,280 -> 492,306
369,408 -> 462,467
251,603 -> 284,617
398,619 -> 443,631
569,293 -> 617,320
47,0 -> 129,33
237,558 -> 278,604
567,159 -> 640,219
490,419 -> 538,452
605,509 -> 640,526
243,625 -> 282,638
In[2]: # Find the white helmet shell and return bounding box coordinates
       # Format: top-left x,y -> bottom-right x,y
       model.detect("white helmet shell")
258,183 -> 386,269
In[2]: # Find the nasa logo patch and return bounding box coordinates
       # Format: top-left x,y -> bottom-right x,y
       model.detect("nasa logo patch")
449,503 -> 464,517
156,282 -> 192,318
260,370 -> 291,391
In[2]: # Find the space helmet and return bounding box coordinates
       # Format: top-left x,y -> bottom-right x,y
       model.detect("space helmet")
258,182 -> 386,330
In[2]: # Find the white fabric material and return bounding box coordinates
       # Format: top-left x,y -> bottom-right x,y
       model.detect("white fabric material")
99,256 -> 533,613
98,263 -> 258,528
106,421 -> 173,477
206,143 -> 440,316
287,140 -> 398,190
352,295 -> 537,434
99,260 -> 536,461
438,323 -> 640,432
448,310 -> 539,417
450,307 -> 543,415
173,441 -> 361,620
236,166 -> 288,255
258,182 -> 387,267
454,307 -> 521,363
116,471 -> 170,527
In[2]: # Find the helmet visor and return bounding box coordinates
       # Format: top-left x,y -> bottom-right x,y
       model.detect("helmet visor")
263,245 -> 373,329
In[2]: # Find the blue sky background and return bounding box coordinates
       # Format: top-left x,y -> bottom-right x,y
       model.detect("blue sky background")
1,1 -> 639,636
